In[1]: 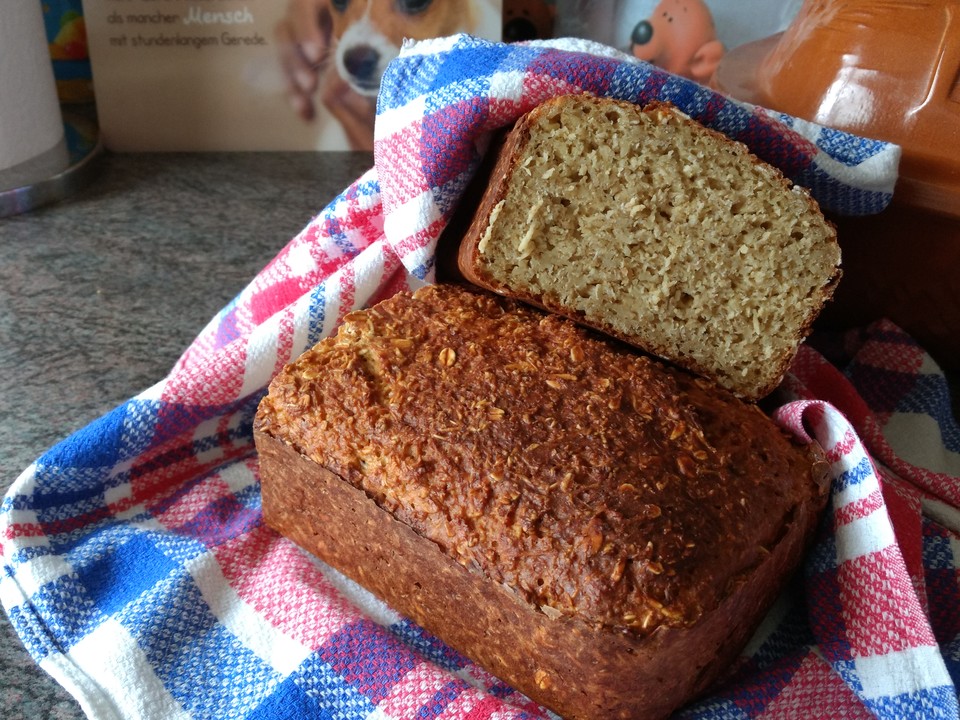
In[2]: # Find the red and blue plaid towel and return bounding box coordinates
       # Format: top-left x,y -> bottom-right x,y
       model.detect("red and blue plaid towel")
2,35 -> 957,719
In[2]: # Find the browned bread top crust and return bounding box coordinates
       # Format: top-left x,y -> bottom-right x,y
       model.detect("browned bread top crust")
256,283 -> 828,637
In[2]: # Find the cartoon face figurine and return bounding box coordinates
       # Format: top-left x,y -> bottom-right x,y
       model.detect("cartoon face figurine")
630,0 -> 724,84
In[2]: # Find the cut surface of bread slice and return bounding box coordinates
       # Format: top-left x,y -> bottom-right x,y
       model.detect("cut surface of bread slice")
457,95 -> 841,400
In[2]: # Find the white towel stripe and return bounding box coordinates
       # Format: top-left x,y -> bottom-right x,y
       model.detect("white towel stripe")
375,95 -> 428,143
855,645 -> 953,699
185,552 -> 311,676
835,509 -> 896,563
60,617 -> 191,720
239,315 -> 281,399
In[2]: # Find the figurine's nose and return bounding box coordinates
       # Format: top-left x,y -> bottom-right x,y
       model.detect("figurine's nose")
631,20 -> 653,45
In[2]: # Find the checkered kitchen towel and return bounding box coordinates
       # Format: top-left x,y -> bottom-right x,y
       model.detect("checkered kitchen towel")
2,34 -> 956,719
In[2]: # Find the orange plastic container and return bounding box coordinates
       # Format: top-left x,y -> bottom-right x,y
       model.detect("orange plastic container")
714,0 -> 960,370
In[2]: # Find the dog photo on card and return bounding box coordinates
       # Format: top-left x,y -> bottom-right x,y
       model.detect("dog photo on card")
275,0 -> 503,151
83,0 -> 503,151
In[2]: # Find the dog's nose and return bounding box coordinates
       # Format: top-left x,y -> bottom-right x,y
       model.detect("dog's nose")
343,45 -> 380,82
503,17 -> 538,42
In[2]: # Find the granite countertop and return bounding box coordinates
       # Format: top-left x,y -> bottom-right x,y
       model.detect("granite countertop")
0,149 -> 373,719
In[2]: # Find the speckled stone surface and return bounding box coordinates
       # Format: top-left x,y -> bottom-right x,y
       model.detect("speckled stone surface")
0,150 -> 373,719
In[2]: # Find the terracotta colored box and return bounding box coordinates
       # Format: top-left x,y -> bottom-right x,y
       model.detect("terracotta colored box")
714,0 -> 960,371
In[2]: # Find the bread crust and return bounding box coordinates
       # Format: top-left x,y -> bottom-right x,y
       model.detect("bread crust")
258,429 -> 826,720
255,284 -> 830,720
457,95 -> 841,401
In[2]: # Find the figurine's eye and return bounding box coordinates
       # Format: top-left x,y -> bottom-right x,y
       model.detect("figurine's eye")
397,0 -> 433,13
632,20 -> 653,46
332,0 -> 348,11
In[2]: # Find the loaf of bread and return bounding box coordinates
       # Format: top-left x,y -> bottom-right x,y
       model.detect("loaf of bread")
457,95 -> 841,401
255,283 -> 829,720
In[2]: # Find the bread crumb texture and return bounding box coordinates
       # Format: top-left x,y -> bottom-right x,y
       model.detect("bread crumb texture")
257,284 -> 822,637
474,96 -> 840,400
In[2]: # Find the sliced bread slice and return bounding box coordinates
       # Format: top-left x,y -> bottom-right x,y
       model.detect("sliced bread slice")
457,95 -> 841,400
